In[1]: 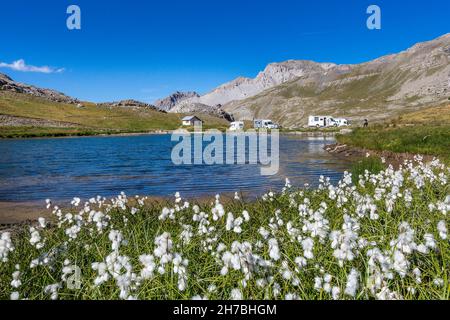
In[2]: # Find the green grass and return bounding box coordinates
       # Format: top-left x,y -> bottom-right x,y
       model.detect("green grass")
0,126 -> 133,138
0,91 -> 230,137
350,157 -> 385,184
337,125 -> 450,163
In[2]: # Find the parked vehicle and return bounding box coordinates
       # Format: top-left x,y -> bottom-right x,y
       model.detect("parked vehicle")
229,121 -> 244,131
308,115 -> 337,128
253,119 -> 279,129
333,118 -> 349,127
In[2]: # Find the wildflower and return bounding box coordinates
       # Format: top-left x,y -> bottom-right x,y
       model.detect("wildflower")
301,238 -> 314,259
412,268 -> 421,284
11,269 -> 21,288
392,250 -> 409,277
331,286 -> 340,300
29,227 -> 44,249
139,254 -> 156,279
259,227 -> 270,239
207,284 -> 217,293
230,288 -> 243,300
10,292 -> 19,300
344,269 -> 360,297
423,233 -> 436,249
437,221 -> 447,240
314,277 -> 322,290
71,197 -> 81,207
0,232 -> 14,262
285,293 -> 298,300
268,238 -> 280,261
242,210 -> 250,222
38,217 -> 46,228
272,282 -> 281,297
256,278 -> 267,288
233,217 -> 243,233
294,256 -> 307,269
433,278 -> 444,287
159,207 -> 175,220
44,283 -> 61,300
226,212 -> 234,231
92,262 -> 109,285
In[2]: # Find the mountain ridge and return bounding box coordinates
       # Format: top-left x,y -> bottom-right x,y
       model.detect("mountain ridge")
165,32 -> 450,127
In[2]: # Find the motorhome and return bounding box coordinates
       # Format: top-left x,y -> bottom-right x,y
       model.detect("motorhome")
229,121 -> 244,131
253,119 -> 279,129
333,118 -> 349,127
308,116 -> 336,127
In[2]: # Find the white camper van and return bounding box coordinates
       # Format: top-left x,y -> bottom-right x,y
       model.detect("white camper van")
308,116 -> 337,128
253,119 -> 279,129
229,121 -> 244,131
333,118 -> 349,127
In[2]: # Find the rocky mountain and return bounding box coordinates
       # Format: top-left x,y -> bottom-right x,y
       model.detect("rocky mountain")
170,33 -> 450,127
168,100 -> 234,121
154,91 -> 199,111
0,72 -> 79,104
169,60 -> 337,111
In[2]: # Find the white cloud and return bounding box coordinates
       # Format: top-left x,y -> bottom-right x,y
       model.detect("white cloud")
0,59 -> 64,73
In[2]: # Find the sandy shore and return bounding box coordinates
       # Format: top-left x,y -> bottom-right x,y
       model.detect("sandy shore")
0,201 -> 51,227
0,191 -> 249,226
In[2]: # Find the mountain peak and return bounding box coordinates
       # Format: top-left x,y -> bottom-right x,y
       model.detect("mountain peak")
154,91 -> 200,111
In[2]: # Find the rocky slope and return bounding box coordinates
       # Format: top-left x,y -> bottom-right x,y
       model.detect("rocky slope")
225,33 -> 450,127
96,99 -> 159,111
154,91 -> 199,111
170,33 -> 450,127
169,60 -> 337,111
0,73 -> 79,104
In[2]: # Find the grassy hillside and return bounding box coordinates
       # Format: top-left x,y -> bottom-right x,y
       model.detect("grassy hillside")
395,103 -> 450,125
336,105 -> 450,162
0,91 -> 229,137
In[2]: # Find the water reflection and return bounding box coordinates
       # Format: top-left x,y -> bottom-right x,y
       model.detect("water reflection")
0,134 -> 351,201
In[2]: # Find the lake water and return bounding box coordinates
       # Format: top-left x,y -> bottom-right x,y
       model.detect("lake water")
0,134 -> 351,202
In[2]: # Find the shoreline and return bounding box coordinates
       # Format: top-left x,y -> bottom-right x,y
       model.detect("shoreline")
0,129 -> 342,140
0,191 -> 252,226
0,129 -> 174,140
324,142 -> 435,168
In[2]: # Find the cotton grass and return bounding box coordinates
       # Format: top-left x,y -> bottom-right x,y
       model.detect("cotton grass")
0,156 -> 449,300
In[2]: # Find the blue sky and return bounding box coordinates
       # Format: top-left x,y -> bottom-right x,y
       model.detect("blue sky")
1,0 -> 449,103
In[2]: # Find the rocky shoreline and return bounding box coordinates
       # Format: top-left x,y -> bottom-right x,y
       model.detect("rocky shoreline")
324,143 -> 435,168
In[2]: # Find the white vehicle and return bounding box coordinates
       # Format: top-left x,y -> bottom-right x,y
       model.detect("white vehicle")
308,115 -> 337,128
229,121 -> 244,131
333,118 -> 349,127
253,119 -> 279,129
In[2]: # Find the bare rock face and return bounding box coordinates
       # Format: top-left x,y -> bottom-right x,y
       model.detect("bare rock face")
154,91 -> 199,111
97,99 -> 159,111
0,72 -> 79,104
169,100 -> 234,121
188,60 -> 337,107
